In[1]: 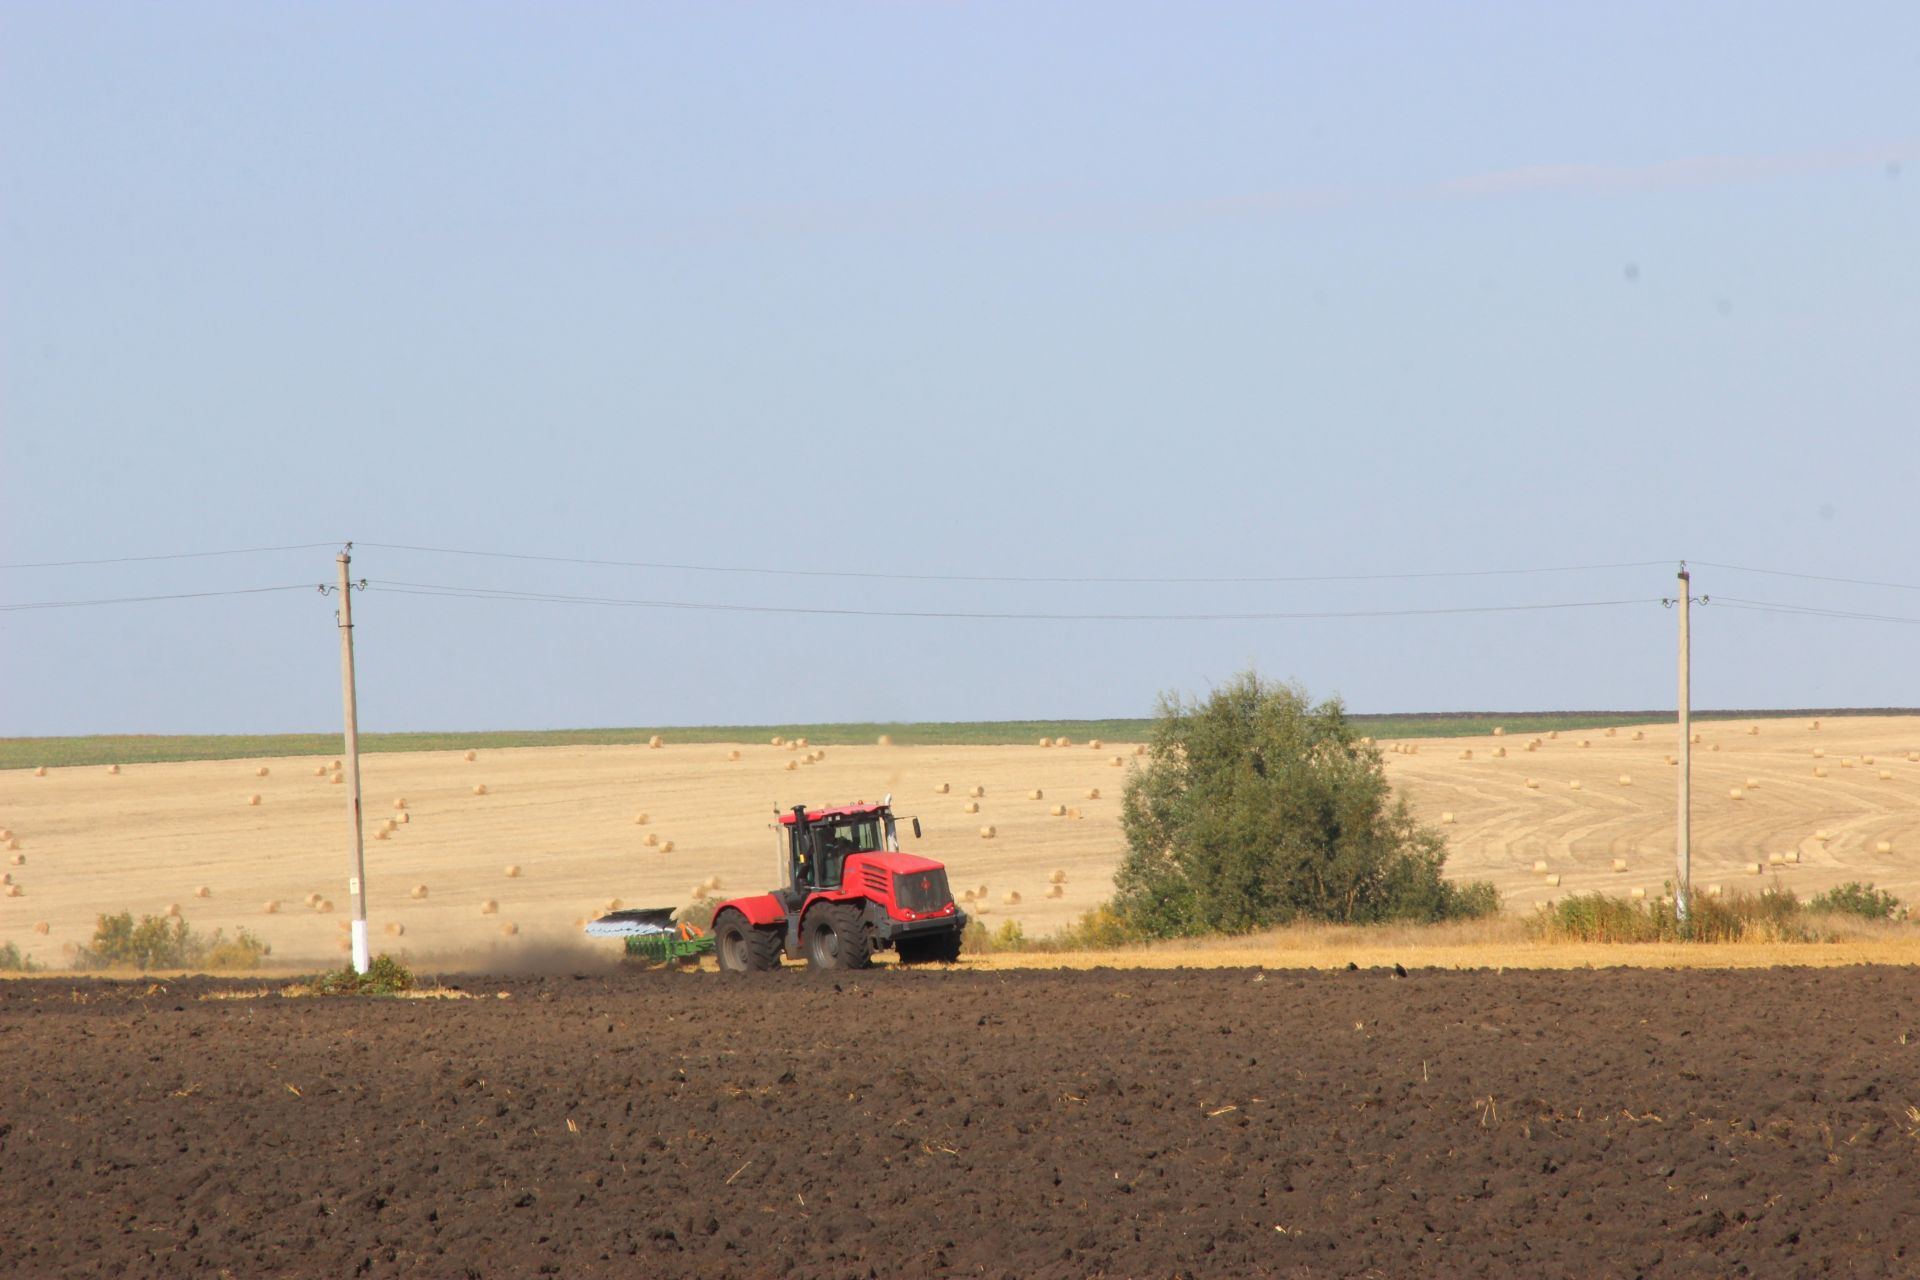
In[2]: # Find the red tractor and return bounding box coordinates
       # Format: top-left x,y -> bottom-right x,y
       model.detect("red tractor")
711,798 -> 967,971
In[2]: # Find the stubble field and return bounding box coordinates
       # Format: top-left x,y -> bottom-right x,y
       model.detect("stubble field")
3,717 -> 1920,969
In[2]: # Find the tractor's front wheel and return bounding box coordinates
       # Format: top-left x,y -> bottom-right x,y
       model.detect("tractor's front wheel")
896,929 -> 963,965
715,909 -> 780,972
803,903 -> 872,971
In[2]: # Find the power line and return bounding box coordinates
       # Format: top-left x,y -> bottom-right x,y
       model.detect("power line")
1691,560 -> 1920,594
0,542 -> 342,571
358,541 -> 1673,587
366,578 -> 1664,623
0,584 -> 320,612
1711,595 -> 1920,626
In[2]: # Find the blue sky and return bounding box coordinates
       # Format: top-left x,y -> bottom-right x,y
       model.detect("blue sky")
3,3 -> 1916,735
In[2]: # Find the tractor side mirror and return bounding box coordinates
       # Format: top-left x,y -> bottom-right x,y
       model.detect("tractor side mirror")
911,817 -> 921,839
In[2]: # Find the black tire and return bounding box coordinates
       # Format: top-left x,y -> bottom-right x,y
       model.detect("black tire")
896,929 -> 964,965
715,909 -> 780,973
803,902 -> 872,971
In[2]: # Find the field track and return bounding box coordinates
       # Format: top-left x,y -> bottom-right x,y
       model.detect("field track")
4,965 -> 1919,1278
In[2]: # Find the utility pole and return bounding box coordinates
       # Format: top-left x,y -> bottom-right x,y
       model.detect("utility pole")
1675,563 -> 1691,928
335,547 -> 370,974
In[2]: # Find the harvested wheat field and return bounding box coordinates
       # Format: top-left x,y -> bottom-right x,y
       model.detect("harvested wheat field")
5,716 -> 1920,968
0,739 -> 1137,967
1381,715 -> 1920,912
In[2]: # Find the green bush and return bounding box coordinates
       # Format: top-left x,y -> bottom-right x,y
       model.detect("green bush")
0,940 -> 42,972
74,910 -> 268,971
1113,671 -> 1497,938
1808,882 -> 1902,920
1532,887 -> 1813,943
310,953 -> 414,995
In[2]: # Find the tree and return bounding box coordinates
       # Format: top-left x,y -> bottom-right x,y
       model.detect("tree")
1114,672 -> 1495,936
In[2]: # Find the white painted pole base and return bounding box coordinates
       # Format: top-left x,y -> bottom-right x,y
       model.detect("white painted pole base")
351,920 -> 370,974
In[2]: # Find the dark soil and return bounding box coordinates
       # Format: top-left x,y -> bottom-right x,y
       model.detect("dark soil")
4,965 -> 1920,1278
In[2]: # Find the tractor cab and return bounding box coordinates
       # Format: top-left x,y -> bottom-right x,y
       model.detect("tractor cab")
781,803 -> 913,901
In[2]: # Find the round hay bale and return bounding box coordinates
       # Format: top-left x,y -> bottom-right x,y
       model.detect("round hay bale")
3,884 -> 18,898
1631,730 -> 1644,741
727,749 -> 741,761
194,885 -> 211,899
263,900 -> 279,913
1492,746 -> 1507,758
0,830 -> 10,843
1568,780 -> 1583,790
1809,719 -> 1821,730
106,764 -> 120,775
975,884 -> 988,898
1864,755 -> 1876,765
392,798 -> 407,811
634,812 -> 649,825
644,833 -> 659,847
1815,828 -> 1831,842
1047,884 -> 1064,898
1003,890 -> 1022,905
338,938 -> 352,953
604,898 -> 623,913
1880,770 -> 1895,780
385,922 -> 404,937
34,766 -> 46,777
1690,733 -> 1703,745
1786,850 -> 1801,864
1728,788 -> 1745,800
1086,788 -> 1101,800
1134,745 -> 1147,756
969,785 -> 985,798
1604,727 -> 1615,738
337,919 -> 352,932
1548,730 -> 1560,740
1611,858 -> 1628,872
1618,775 -> 1633,787
1532,860 -> 1549,874
1578,740 -> 1591,749
465,749 -> 478,762
1629,886 -> 1645,900
7,853 -> 21,866
1029,789 -> 1044,800
1109,755 -> 1124,767
330,772 -> 344,785
648,735 -> 663,749
962,801 -> 979,814
472,783 -> 488,795
1525,778 -> 1539,789
1524,742 -> 1538,753
1088,739 -> 1102,750
162,902 -> 180,917
479,899 -> 498,916
661,840 -> 675,853
32,920 -> 48,935
1664,754 -> 1677,766
689,884 -> 707,899
1746,777 -> 1761,788
1492,726 -> 1506,737
504,864 -> 521,878
1038,737 -> 1052,748
979,825 -> 996,839
1748,725 -> 1760,735
961,888 -> 976,903
1545,874 -> 1562,887
1458,750 -> 1473,760
1840,758 -> 1855,769
1049,804 -> 1066,816
255,765 -> 270,777
795,737 -> 808,748
934,782 -> 950,794
411,884 -> 428,899
1813,747 -> 1826,758
704,876 -> 723,892
314,765 -> 328,777
305,892 -> 321,907
1054,737 -> 1070,748
248,794 -> 261,806
1439,811 -> 1456,825
1746,863 -> 1763,876
1813,767 -> 1828,778
373,828 -> 390,841
771,736 -> 785,747
1049,869 -> 1067,884
1767,852 -> 1785,865
1709,743 -> 1721,752
500,921 -> 519,936
398,811 -> 410,824
318,899 -> 334,913
1909,752 -> 1920,763
785,760 -> 799,772
1877,840 -> 1895,855
1707,884 -> 1724,898
877,734 -> 893,747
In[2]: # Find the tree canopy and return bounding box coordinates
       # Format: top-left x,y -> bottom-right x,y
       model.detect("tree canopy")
1114,672 -> 1496,936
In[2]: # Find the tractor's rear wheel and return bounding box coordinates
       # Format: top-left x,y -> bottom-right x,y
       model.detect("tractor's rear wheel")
804,903 -> 872,970
896,929 -> 963,965
715,909 -> 780,972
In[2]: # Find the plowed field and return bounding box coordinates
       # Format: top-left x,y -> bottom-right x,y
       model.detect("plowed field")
5,965 -> 1919,1278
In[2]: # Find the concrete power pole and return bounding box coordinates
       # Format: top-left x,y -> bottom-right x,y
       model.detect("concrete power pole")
336,548 -> 370,974
1675,563 -> 1691,928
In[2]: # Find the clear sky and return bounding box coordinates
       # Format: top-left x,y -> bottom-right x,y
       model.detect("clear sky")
3,3 -> 1916,736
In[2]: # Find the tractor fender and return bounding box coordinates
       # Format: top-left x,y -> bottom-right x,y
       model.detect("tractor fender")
712,893 -> 786,930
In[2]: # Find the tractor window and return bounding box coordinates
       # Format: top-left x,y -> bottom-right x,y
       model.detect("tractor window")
810,817 -> 886,888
